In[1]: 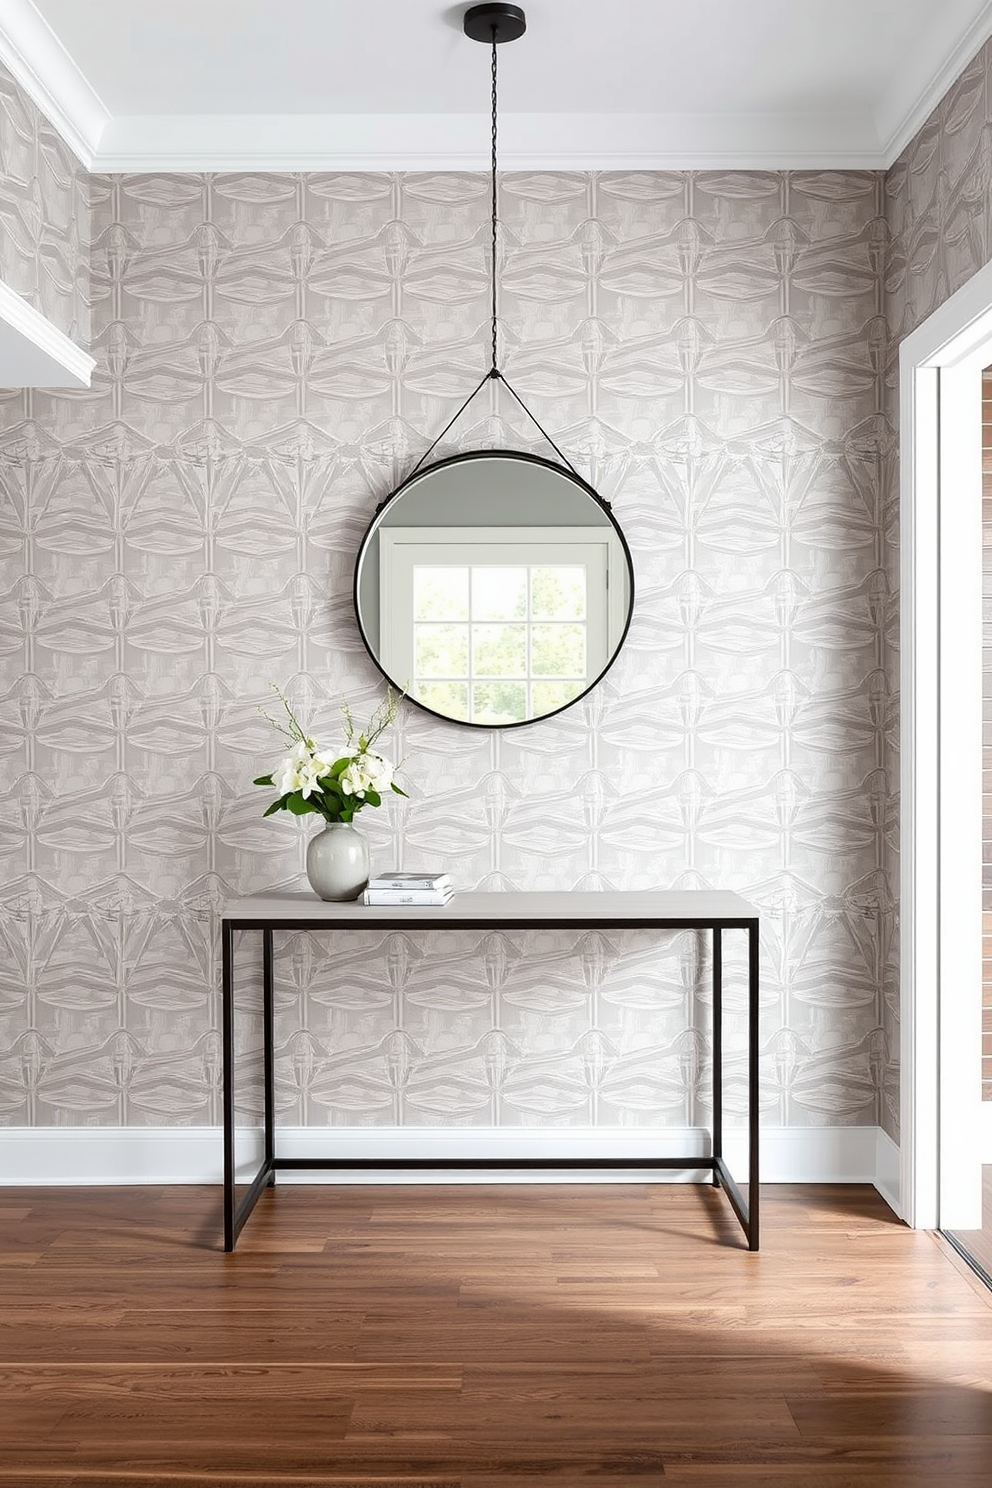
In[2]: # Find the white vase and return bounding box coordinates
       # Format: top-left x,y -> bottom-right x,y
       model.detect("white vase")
306,822 -> 370,902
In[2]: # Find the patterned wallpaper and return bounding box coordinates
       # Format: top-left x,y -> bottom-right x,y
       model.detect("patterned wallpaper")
884,36 -> 992,1128
0,64 -> 88,345
0,156 -> 901,1137
3,23 -> 991,1151
885,36 -> 992,347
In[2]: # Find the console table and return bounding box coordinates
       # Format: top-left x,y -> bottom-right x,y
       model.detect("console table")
221,890 -> 760,1251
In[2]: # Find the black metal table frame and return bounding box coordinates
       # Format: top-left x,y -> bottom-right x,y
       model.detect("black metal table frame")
222,909 -> 760,1252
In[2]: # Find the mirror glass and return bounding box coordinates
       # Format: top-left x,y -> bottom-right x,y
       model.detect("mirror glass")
354,451 -> 634,727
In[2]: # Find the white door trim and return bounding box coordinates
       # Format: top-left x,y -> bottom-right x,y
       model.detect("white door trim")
899,261 -> 992,1230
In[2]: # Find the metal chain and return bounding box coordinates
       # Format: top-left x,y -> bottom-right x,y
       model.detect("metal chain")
490,30 -> 499,373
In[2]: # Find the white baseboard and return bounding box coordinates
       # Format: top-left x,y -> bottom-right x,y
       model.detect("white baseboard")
875,1126 -> 901,1217
1,1124 -> 888,1190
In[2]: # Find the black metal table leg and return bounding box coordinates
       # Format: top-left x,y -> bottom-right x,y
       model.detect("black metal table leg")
710,922 -> 760,1250
263,929 -> 275,1170
711,927 -> 722,1186
747,918 -> 760,1251
223,927 -> 278,1252
222,919 -> 235,1252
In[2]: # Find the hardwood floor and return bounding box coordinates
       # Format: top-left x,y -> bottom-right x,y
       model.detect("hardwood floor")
1,1182 -> 991,1486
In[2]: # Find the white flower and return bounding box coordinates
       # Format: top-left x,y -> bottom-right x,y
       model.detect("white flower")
274,757 -> 303,794
298,761 -> 324,798
339,751 -> 392,799
363,752 -> 393,792
274,740 -> 339,798
339,759 -> 370,799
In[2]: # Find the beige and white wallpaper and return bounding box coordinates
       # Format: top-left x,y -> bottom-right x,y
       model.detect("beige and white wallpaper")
0,65 -> 88,346
0,144 -> 900,1138
882,35 -> 992,1131
885,35 -> 992,347
7,28 -> 991,1151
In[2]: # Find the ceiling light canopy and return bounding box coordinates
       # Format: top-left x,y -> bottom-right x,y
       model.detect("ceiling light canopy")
462,3 -> 527,44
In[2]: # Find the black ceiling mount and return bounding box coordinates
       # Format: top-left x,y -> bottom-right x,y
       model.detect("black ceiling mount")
463,3 -> 526,44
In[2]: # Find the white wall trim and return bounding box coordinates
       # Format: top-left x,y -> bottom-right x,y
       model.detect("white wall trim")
0,280 -> 94,388
875,0 -> 992,166
0,1124 -> 893,1198
89,110 -> 886,173
875,1127 -> 901,1216
1,0 -> 989,173
899,256 -> 992,1231
936,355 -> 984,1232
899,355 -> 939,1231
0,0 -> 107,168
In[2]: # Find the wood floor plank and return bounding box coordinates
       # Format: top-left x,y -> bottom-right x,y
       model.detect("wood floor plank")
786,1385 -> 992,1437
0,1183 -> 990,1485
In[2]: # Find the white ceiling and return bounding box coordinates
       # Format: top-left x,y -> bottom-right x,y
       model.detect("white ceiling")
1,0 -> 991,170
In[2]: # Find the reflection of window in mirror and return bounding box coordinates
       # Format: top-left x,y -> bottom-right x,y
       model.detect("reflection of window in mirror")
380,527 -> 626,725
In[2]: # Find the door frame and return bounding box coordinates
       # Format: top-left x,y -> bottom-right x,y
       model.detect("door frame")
899,261 -> 991,1230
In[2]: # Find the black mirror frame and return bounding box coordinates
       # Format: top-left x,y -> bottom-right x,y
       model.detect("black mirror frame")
353,449 -> 636,730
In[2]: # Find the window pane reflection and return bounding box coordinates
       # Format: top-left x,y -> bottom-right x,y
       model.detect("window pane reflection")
414,567 -> 469,622
531,566 -> 585,620
532,624 -> 585,677
416,680 -> 470,719
415,624 -> 469,677
472,623 -> 527,678
472,681 -> 527,725
473,567 -> 527,621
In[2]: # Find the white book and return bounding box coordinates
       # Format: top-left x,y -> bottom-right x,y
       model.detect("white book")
367,872 -> 453,891
362,888 -> 454,907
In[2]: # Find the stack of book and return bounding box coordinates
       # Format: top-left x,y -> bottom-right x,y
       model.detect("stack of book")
362,871 -> 454,907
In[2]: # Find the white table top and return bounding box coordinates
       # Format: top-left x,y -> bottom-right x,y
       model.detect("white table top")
222,890 -> 759,925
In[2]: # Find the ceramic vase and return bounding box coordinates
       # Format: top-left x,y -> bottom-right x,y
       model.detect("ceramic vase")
306,822 -> 370,901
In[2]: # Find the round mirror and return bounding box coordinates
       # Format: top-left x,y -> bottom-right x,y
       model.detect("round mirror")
354,451 -> 634,728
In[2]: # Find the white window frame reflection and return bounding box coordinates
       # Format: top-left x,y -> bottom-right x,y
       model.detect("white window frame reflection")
380,526 -> 626,724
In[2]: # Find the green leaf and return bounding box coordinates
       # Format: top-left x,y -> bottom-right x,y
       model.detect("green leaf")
390,783 -> 409,797
253,774 -> 274,786
262,799 -> 286,817
364,787 -> 381,808
287,794 -> 317,816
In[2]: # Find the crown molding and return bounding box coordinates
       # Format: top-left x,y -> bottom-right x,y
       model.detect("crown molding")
1,0 -> 989,174
0,280 -> 94,388
0,0 -> 107,167
91,109 -> 886,173
875,0 -> 992,165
